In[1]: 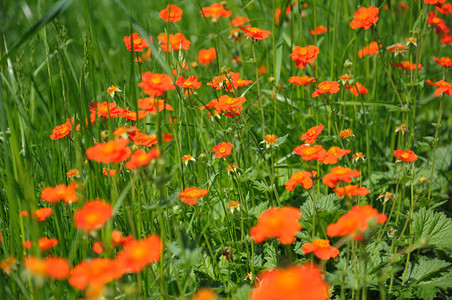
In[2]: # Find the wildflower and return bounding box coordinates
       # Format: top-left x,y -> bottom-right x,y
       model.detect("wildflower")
294,145 -> 326,161
228,201 -> 240,214
106,85 -> 121,98
226,163 -> 239,175
419,176 -> 428,184
159,4 -> 183,23
74,200 -> 113,231
340,129 -> 354,138
310,25 -> 328,35
333,184 -> 370,198
405,37 -> 417,47
300,124 -> 324,145
427,12 -> 447,30
338,74 -> 351,84
66,168 -> 79,178
258,65 -> 267,75
239,25 -> 272,40
40,181 -> 77,204
138,72 -> 175,97
119,109 -> 148,121
193,288 -> 217,300
323,166 -> 361,188
312,81 -> 340,98
111,230 -> 133,247
1,257 -> 16,274
182,154 -> 196,166
262,134 -> 277,148
103,167 -> 117,177
158,32 -> 191,52
250,207 -> 301,244
348,82 -> 369,96
387,43 -> 407,57
290,45 -> 319,69
123,32 -> 149,52
352,152 -> 365,163
440,34 -> 452,45
434,56 -> 452,68
288,76 -> 316,86
320,146 -> 351,165
377,192 -> 393,204
426,79 -> 452,96
350,6 -> 379,30
138,98 -> 174,114
24,256 -> 70,280
116,235 -> 163,273
285,170 -> 317,191
212,142 -> 233,159
50,118 -> 73,140
20,208 -> 53,222
250,264 -> 329,300
436,3 -> 452,14
23,237 -> 58,251
86,138 -> 131,163
176,75 -> 202,90
229,16 -> 249,27
244,272 -> 254,281
69,258 -> 123,290
198,48 -> 216,65
179,187 -> 209,205
327,204 -> 387,239
125,148 -> 160,169
302,239 -> 340,260
201,3 -> 231,20
391,61 -> 423,71
89,101 -> 123,119
393,150 -> 418,162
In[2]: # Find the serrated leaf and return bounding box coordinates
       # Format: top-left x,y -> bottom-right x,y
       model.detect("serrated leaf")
412,208 -> 452,250
416,269 -> 452,300
233,284 -> 251,300
300,193 -> 343,233
403,257 -> 450,284
263,243 -> 277,269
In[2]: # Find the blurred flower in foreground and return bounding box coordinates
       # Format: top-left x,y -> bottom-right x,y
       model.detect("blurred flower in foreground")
74,200 -> 113,231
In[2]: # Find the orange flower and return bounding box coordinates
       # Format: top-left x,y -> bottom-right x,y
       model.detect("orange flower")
198,48 -> 217,65
159,4 -> 183,22
74,200 -> 113,231
69,258 -> 123,290
300,124 -> 324,145
89,101 -> 123,119
288,76 -> 316,86
441,34 -> 452,45
193,288 -> 217,300
107,85 -> 121,97
179,187 -> 209,205
425,0 -> 446,4
111,230 -> 133,247
66,168 -> 79,178
436,3 -> 452,14
340,129 -> 354,138
393,150 -> 418,162
262,134 -> 277,148
23,237 -> 58,251
358,41 -> 380,58
86,138 -> 131,163
386,43 -> 407,56
250,264 -> 329,300
24,256 -> 70,280
229,16 -> 249,27
348,82 -> 369,96
182,154 -> 196,166
20,208 -> 53,221
350,6 -> 379,30
138,72 -> 175,97
138,98 -> 173,113
119,109 -> 148,121
158,32 -> 191,52
201,3 -> 231,20
294,145 -> 326,161
302,239 -> 340,260
116,235 -> 163,273
215,95 -> 247,117
426,79 -> 452,97
1,257 -> 16,274
434,56 -> 452,68
312,81 -> 340,98
250,207 -> 301,244
176,75 -> 202,90
322,166 -> 361,188
125,148 -> 160,169
320,146 -> 351,165
103,167 -> 117,177
290,45 -> 319,69
352,152 -> 365,163
41,181 -> 77,203
391,61 -> 423,71
50,118 -> 73,140
226,163 -> 239,175
333,184 -> 370,198
310,25 -> 328,35
123,32 -> 149,52
212,142 -> 233,158
327,204 -> 387,238
285,170 -> 317,191
239,25 -> 272,40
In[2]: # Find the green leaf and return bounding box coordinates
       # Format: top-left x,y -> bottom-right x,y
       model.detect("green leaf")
300,193 -> 343,233
403,257 -> 450,284
233,284 -> 251,300
416,269 -> 452,300
412,208 -> 452,250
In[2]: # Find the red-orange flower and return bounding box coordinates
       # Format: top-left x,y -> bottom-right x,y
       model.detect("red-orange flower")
125,148 -> 160,169
312,81 -> 340,98
74,200 -> 113,231
20,208 -> 53,222
425,0 -> 446,4
358,41 -> 380,58
302,239 -> 340,260
198,48 -> 217,65
327,205 -> 387,238
215,95 -> 247,117
288,76 -> 316,86
393,150 -> 418,162
24,256 -> 70,280
290,45 -> 319,69
179,187 -> 209,205
212,142 -> 233,158
322,166 -> 361,188
434,56 -> 452,68
159,4 -> 183,23
66,168 -> 79,178
69,258 -> 123,290
426,79 -> 452,97
89,101 -> 123,119
239,25 -> 271,40
138,72 -> 175,97
86,138 -> 131,163
41,181 -> 77,204
250,207 -> 301,244
250,264 -> 329,300
294,145 -> 326,161
340,129 -> 354,138
441,34 -> 452,45
310,25 -> 328,35
50,118 -> 73,140
436,3 -> 452,14
229,16 -> 249,27
138,98 -> 174,113
176,75 -> 202,90
0,257 -> 16,274
350,6 -> 379,30
391,61 -> 423,71
348,82 -> 369,96
300,124 -> 324,145
119,109 -> 148,121
115,235 -> 163,273
23,237 -> 58,251
201,3 -> 231,20
103,167 -> 117,177
193,288 -> 217,300
320,146 -> 351,165
123,32 -> 149,52
333,184 -> 370,198
158,32 -> 191,52
285,170 -> 317,191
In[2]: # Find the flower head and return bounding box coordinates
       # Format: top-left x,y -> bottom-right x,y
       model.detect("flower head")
426,79 -> 452,97
24,256 -> 70,280
312,81 -> 340,98
302,239 -> 340,260
198,48 -> 216,65
20,208 -> 53,222
176,75 -> 202,90
350,6 -> 379,30
285,170 -> 317,191
229,16 -> 249,27
262,134 -> 277,148
393,150 -> 418,162
288,76 -> 316,86
159,4 -> 183,22
50,118 -> 73,140
340,129 -> 354,138
310,25 -> 328,35
290,45 -> 319,69
322,166 -> 361,188
212,142 -> 233,159
23,237 -> 58,251
294,145 -> 326,161
182,154 -> 196,166
125,148 -> 160,169
106,85 -> 121,97
89,101 -> 123,119
116,235 -> 163,273
69,258 -> 123,290
320,146 -> 351,165
333,184 -> 370,198
86,138 -> 131,163
434,57 -> 452,68
119,109 -> 148,121
239,25 -> 272,40
158,32 -> 191,53
358,41 -> 380,58
352,152 -> 365,163
348,82 -> 369,96
41,181 -> 77,204
300,124 -> 324,145
391,61 -> 423,71
179,187 -> 209,205
123,33 -> 149,52
201,3 -> 231,20
138,72 -> 175,97
74,200 -> 113,231
138,98 -> 173,114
